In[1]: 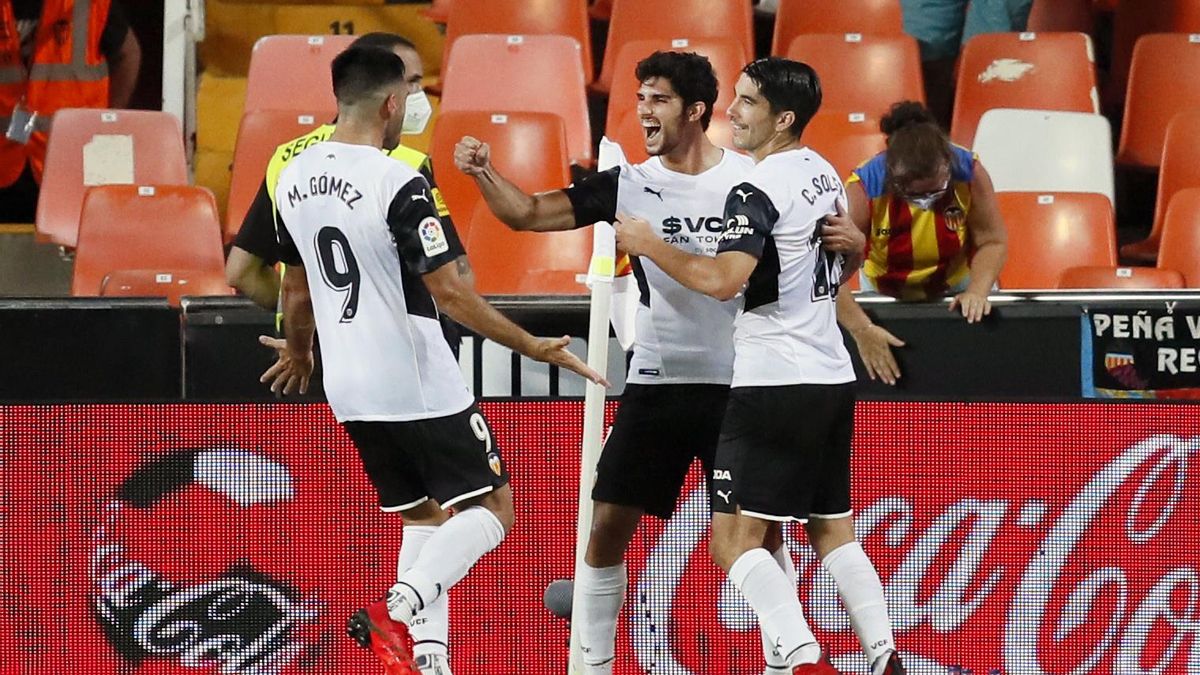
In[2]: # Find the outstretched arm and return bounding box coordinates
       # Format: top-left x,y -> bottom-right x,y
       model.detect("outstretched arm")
423,262 -> 607,386
837,291 -> 905,385
953,162 -> 1008,323
454,136 -> 578,232
617,180 -> 789,301
391,173 -> 607,385
614,213 -> 756,301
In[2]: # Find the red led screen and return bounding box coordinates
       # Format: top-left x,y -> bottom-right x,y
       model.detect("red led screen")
0,402 -> 1197,673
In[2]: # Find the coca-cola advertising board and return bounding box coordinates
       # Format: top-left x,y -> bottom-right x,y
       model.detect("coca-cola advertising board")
0,402 -> 1196,674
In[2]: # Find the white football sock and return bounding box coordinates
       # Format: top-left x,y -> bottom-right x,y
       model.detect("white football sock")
822,541 -> 895,670
575,562 -> 627,673
397,525 -> 450,658
761,543 -> 799,673
389,506 -> 506,624
729,548 -> 820,667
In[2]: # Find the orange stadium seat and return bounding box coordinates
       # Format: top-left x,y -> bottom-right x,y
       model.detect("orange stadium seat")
440,35 -> 592,166
1117,34 -> 1200,169
226,110 -> 325,243
605,37 -> 744,160
36,109 -> 187,249
773,0 -> 905,55
786,34 -> 924,117
1110,0 -> 1200,110
804,112 -> 887,181
595,0 -> 753,93
996,192 -> 1117,289
430,111 -> 570,244
1028,0 -> 1094,32
466,201 -> 594,295
72,186 -> 226,297
443,0 -> 592,85
951,32 -> 1099,147
1156,187 -> 1200,287
243,35 -> 355,115
1058,265 -> 1185,289
100,269 -> 234,305
1122,112 -> 1200,261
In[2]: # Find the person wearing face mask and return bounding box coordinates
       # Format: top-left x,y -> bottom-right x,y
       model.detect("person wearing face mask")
225,32 -> 470,359
836,100 -> 1007,386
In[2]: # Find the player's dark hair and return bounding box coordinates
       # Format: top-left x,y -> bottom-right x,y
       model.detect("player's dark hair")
350,32 -> 417,53
740,57 -> 822,138
635,51 -> 719,130
881,101 -> 952,191
331,46 -> 407,105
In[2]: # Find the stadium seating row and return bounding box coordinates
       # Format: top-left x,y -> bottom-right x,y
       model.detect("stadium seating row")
32,107 -> 1200,296
200,0 -> 1200,232
227,29 -> 1199,246
422,0 -> 1200,110
31,113 -> 230,304
33,0 -> 1200,301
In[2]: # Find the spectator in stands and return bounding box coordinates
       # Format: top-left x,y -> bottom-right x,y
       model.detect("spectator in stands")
226,32 -> 472,337
902,0 -> 1031,123
0,0 -> 141,222
838,101 -> 1007,384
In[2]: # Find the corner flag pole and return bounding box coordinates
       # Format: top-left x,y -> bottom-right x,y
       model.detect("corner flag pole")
568,140 -> 624,675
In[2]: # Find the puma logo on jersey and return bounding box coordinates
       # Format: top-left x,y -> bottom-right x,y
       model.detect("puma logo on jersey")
713,469 -> 732,480
716,490 -> 732,504
735,188 -> 753,202
411,192 -> 430,203
643,186 -> 664,201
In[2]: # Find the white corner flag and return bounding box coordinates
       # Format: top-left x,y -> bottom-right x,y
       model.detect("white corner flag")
568,138 -> 631,674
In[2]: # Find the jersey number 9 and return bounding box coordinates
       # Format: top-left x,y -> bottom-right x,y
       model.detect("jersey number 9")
315,226 -> 361,323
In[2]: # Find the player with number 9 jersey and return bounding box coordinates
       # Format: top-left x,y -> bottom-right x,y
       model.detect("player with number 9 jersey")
274,142 -> 472,423
264,45 -> 606,675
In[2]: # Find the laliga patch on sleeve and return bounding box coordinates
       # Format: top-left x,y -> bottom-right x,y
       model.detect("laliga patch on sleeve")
419,216 -> 450,257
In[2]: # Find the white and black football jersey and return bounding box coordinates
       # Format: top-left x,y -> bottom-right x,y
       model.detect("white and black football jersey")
274,141 -> 474,422
565,145 -> 755,385
716,148 -> 856,387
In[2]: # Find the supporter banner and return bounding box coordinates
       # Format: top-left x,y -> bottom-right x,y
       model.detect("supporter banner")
1082,305 -> 1200,398
0,402 -> 1197,674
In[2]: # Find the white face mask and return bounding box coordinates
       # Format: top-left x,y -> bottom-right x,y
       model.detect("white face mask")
908,193 -> 943,211
402,90 -> 433,135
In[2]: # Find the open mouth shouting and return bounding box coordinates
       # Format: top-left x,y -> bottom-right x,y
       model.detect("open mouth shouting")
642,118 -> 662,142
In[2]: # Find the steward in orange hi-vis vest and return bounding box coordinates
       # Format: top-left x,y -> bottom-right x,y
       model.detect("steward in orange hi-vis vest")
0,0 -> 110,187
